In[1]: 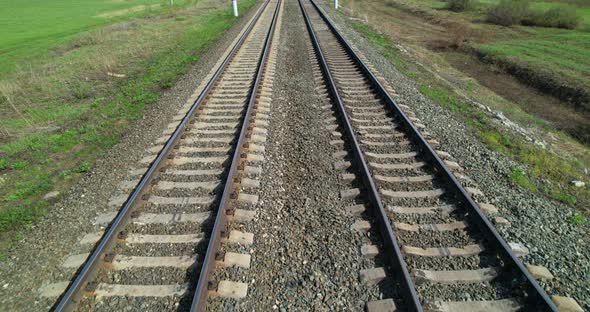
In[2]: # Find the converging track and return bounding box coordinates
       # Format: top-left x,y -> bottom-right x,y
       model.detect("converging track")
299,0 -> 558,310
52,0 -> 281,310
44,0 -> 566,310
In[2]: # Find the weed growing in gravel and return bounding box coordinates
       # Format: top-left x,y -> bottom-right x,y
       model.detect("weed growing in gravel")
510,167 -> 537,192
568,212 -> 586,225
551,190 -> 578,206
77,163 -> 90,173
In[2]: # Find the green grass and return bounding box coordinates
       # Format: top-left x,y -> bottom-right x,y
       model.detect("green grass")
348,18 -> 589,210
530,2 -> 590,29
510,167 -> 537,191
419,85 -> 470,113
568,212 -> 586,225
0,0 -> 257,256
475,28 -> 590,91
381,0 -> 590,106
0,0 -> 199,75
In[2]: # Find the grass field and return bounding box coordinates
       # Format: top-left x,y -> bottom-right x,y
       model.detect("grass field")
0,0 -> 257,259
475,28 -> 590,94
389,0 -> 590,107
0,0 -> 199,75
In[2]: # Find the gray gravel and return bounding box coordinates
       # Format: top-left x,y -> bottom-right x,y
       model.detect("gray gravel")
315,1 -> 590,309
0,2 -> 262,311
305,0 -> 517,303
209,0 -> 393,309
1,0 -> 588,310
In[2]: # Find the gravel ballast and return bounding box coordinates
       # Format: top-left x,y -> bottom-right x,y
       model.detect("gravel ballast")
1,0 -> 588,310
209,0 -> 391,309
314,1 -> 590,309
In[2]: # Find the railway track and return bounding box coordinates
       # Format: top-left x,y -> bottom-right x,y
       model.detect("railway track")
39,0 -> 569,310
51,0 -> 281,310
298,0 -> 559,311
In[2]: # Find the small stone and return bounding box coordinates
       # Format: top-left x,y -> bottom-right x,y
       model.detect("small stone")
350,220 -> 370,232
444,160 -> 462,171
360,244 -> 379,258
494,217 -> 511,227
509,242 -> 529,257
466,187 -> 483,197
436,150 -> 451,159
366,298 -> 396,312
43,191 -> 60,201
478,203 -> 499,214
359,267 -> 386,285
526,264 -> 554,280
570,181 -> 585,188
552,296 -> 584,312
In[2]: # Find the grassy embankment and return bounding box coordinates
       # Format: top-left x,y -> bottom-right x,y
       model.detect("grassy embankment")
390,0 -> 590,110
339,11 -> 589,218
0,0 -> 257,258
470,0 -> 589,109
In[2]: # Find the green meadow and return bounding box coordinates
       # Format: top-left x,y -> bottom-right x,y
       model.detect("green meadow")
0,0 -> 200,75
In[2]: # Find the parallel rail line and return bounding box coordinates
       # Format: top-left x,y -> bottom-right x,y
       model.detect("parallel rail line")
51,0 -> 281,310
299,0 -> 558,310
44,0 -> 561,310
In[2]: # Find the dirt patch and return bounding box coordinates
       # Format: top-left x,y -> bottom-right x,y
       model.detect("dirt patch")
445,51 -> 590,143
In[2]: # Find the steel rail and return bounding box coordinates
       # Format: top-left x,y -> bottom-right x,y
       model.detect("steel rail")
189,0 -> 282,310
51,1 -> 271,310
304,0 -> 558,310
298,0 -> 422,310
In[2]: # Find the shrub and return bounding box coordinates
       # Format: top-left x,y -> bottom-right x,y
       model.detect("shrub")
446,0 -> 472,12
569,212 -> 586,225
0,159 -> 7,171
78,162 -> 90,173
487,0 -> 530,26
524,5 -> 580,29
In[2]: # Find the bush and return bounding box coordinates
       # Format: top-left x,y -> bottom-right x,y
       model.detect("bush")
446,0 -> 472,12
0,159 -> 7,171
487,0 -> 530,26
78,162 -> 90,173
524,5 -> 580,29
